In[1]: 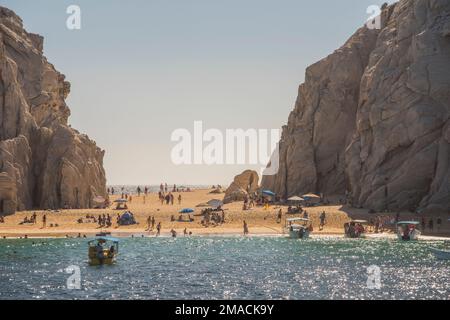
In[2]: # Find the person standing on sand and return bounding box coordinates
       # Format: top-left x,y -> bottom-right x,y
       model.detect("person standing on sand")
42,214 -> 46,228
319,211 -> 326,231
156,222 -> 161,236
243,220 -> 249,236
276,209 -> 282,224
178,194 -> 182,205
184,228 -> 188,236
137,186 -> 141,197
151,216 -> 155,230
170,193 -> 174,205
146,216 -> 152,231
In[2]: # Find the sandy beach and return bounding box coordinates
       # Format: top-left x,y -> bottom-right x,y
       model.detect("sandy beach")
1,189 -> 449,239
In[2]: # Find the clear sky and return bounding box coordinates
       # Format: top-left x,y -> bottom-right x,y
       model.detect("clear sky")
3,0 -> 395,185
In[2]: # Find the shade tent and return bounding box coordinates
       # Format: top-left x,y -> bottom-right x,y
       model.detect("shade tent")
207,199 -> 223,208
288,196 -> 304,202
302,193 -> 320,199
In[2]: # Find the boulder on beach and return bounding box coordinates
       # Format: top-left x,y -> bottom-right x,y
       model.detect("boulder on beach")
223,170 -> 259,204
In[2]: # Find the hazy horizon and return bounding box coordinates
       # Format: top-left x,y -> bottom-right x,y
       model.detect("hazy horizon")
3,0 -> 395,185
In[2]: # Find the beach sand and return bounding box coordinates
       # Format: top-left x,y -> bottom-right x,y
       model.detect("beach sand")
1,189 -> 449,238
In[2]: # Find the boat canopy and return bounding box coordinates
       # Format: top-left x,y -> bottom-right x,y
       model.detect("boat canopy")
351,220 -> 368,224
88,236 -> 120,244
287,217 -> 309,222
397,221 -> 420,225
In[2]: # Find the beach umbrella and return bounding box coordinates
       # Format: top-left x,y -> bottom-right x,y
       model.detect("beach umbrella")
196,203 -> 210,208
179,208 -> 194,214
207,199 -> 223,208
302,193 -> 320,199
262,190 -> 276,197
288,196 -> 304,202
114,198 -> 128,203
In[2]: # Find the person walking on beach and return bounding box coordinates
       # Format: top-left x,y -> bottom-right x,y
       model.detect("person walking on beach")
156,222 -> 161,236
243,220 -> 249,236
146,216 -> 152,231
42,214 -> 47,228
276,209 -> 282,224
319,211 -> 326,231
137,186 -> 141,197
170,193 -> 174,205
184,228 -> 188,236
178,194 -> 182,205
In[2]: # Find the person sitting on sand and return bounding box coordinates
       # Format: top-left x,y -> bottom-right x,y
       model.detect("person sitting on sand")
0,216 -> 4,223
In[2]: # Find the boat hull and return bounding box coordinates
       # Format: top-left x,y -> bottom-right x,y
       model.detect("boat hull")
288,230 -> 310,239
430,248 -> 450,260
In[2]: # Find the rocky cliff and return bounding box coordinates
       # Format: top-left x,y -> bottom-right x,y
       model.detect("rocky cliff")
262,0 -> 450,213
0,7 -> 107,213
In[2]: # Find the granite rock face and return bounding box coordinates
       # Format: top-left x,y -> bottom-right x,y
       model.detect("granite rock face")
0,7 -> 107,213
262,0 -> 450,213
223,170 -> 259,204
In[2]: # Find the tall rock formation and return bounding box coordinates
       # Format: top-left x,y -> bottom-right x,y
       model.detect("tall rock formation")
0,7 -> 107,213
262,0 -> 450,213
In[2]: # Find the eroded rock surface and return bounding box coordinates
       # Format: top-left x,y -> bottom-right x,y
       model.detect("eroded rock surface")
0,7 -> 107,213
262,0 -> 450,213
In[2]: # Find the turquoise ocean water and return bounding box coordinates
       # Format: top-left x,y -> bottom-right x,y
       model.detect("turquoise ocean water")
0,237 -> 449,300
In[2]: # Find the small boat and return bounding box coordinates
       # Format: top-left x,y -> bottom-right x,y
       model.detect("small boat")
396,221 -> 421,241
430,247 -> 450,260
284,217 -> 310,239
88,235 -> 119,266
344,220 -> 368,239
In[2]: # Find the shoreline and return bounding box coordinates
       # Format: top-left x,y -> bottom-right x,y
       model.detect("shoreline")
1,229 -> 449,241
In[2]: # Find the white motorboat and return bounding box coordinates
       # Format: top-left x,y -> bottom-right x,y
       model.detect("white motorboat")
396,221 -> 421,241
344,220 -> 368,239
284,217 -> 310,239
